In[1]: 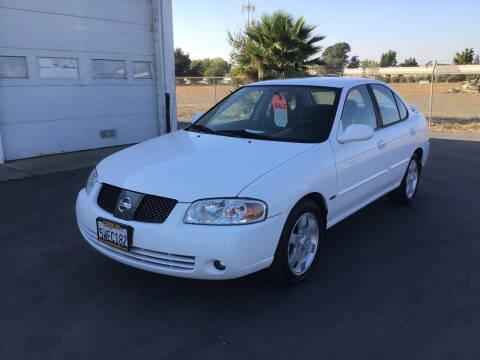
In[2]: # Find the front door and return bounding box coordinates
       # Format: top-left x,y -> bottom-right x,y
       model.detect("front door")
331,85 -> 389,222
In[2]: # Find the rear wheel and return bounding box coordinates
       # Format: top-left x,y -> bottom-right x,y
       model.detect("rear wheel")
269,200 -> 325,286
392,154 -> 421,204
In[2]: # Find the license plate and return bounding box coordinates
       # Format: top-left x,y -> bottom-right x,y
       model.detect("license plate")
96,218 -> 132,251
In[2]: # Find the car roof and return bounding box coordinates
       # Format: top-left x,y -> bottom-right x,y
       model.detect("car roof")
247,77 -> 384,89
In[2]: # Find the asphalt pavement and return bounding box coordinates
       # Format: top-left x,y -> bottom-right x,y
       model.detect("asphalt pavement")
1,134 -> 480,359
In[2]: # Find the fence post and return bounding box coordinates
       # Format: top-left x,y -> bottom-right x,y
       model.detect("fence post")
429,60 -> 437,127
214,77 -> 217,103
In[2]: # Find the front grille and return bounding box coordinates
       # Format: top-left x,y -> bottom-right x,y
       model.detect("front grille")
134,195 -> 178,223
97,184 -> 122,213
96,184 -> 177,223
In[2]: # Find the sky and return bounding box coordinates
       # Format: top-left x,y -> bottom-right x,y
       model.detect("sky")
172,0 -> 479,65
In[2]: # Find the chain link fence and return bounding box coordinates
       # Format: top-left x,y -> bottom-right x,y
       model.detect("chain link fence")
176,68 -> 480,131
175,77 -> 249,122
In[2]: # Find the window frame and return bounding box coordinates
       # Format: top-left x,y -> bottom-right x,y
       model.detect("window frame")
367,83 -> 409,129
340,84 -> 381,130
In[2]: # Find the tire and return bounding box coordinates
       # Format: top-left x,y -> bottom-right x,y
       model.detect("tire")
268,200 -> 325,286
392,154 -> 421,204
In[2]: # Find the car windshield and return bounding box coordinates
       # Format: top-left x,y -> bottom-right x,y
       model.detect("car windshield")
186,85 -> 341,143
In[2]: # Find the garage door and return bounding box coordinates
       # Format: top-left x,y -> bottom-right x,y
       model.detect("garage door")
0,0 -> 160,161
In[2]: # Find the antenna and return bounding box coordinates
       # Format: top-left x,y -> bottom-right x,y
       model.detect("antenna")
241,0 -> 255,27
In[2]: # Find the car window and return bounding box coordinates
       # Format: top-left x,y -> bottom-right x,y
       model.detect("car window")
341,85 -> 377,131
394,93 -> 408,120
371,84 -> 400,126
189,85 -> 341,143
310,89 -> 337,105
210,90 -> 262,126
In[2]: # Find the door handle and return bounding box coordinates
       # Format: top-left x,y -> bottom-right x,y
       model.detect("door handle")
410,127 -> 416,136
378,140 -> 387,150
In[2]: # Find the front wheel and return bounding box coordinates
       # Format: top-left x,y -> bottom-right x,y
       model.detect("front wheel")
392,154 -> 421,204
268,200 -> 325,286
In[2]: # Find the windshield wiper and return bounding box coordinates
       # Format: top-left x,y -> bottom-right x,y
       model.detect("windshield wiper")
186,123 -> 216,134
213,129 -> 274,140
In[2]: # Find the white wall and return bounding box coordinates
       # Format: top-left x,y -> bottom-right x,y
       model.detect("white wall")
0,0 -> 176,162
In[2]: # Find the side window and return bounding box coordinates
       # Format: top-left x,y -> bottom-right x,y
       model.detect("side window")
394,93 -> 408,120
341,85 -> 377,131
371,85 -> 400,126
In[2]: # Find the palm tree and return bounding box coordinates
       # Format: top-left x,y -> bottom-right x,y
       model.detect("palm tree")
231,11 -> 324,80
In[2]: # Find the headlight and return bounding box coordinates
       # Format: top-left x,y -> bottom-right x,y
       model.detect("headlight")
85,168 -> 98,195
184,198 -> 267,225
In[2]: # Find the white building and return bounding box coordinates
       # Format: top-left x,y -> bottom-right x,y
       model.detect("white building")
0,0 -> 176,163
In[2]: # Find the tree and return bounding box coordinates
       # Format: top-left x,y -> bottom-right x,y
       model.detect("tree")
453,48 -> 474,65
322,42 -> 351,74
227,30 -> 249,68
204,57 -> 231,77
361,59 -> 379,68
380,50 -> 397,67
230,10 -> 325,80
348,55 -> 360,68
174,48 -> 191,76
189,58 -> 211,76
187,57 -> 231,77
474,54 -> 480,64
400,57 -> 418,67
188,60 -> 204,76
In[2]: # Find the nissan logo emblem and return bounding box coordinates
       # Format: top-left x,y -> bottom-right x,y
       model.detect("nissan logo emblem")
118,196 -> 133,212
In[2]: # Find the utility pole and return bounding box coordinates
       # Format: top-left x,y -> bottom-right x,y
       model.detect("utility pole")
242,0 -> 255,28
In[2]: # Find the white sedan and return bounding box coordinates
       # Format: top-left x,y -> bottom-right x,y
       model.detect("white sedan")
76,77 -> 429,285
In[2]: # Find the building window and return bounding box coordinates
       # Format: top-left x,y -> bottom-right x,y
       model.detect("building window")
39,57 -> 79,79
133,61 -> 152,79
0,56 -> 28,79
92,59 -> 126,79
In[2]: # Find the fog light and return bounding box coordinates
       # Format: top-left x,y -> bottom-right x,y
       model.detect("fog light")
213,260 -> 226,271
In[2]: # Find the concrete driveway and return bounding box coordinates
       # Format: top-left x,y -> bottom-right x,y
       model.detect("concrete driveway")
1,134 -> 480,359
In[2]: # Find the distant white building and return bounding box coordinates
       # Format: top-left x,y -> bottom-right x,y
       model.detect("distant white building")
0,0 -> 176,162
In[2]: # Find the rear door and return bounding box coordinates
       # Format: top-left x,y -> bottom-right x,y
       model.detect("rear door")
369,84 -> 417,186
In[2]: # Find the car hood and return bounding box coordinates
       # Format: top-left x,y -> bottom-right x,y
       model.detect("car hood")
96,130 -> 315,202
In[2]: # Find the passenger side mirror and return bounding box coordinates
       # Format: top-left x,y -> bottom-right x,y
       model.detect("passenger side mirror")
338,124 -> 374,143
192,113 -> 203,123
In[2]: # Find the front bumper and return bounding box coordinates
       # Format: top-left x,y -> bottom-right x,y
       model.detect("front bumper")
76,184 -> 286,279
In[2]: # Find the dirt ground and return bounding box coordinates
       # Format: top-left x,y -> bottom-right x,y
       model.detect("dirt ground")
176,83 -> 480,130
391,83 -> 480,122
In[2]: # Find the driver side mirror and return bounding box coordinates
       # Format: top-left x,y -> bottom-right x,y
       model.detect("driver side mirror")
192,112 -> 203,123
338,124 -> 374,144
